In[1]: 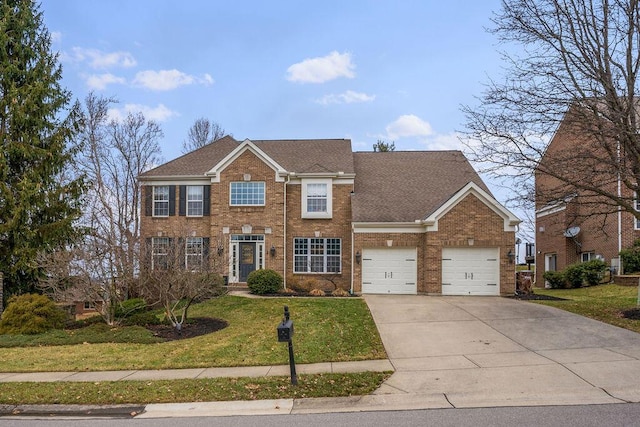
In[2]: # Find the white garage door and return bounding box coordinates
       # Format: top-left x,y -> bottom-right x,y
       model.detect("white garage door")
442,248 -> 500,296
362,248 -> 417,294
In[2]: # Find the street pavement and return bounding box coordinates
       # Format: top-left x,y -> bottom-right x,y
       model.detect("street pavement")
2,295 -> 640,418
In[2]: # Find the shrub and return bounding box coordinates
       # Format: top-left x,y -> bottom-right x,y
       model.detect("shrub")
582,259 -> 607,286
620,239 -> 640,273
543,271 -> 565,289
0,294 -> 67,335
309,288 -> 326,296
115,298 -> 147,319
247,269 -> 283,294
331,288 -> 350,297
121,311 -> 162,326
564,263 -> 585,288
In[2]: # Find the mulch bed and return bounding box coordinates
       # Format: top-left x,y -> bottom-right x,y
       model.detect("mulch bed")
621,308 -> 640,320
507,293 -> 567,301
146,317 -> 228,341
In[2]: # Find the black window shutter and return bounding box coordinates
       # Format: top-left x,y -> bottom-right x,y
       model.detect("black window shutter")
179,185 -> 186,216
145,238 -> 152,269
169,186 -> 176,216
203,237 -> 210,269
203,185 -> 211,216
145,186 -> 153,216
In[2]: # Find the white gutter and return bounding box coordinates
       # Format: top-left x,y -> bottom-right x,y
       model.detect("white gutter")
283,175 -> 290,290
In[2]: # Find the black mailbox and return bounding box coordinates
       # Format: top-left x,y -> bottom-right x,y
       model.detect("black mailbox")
277,319 -> 294,342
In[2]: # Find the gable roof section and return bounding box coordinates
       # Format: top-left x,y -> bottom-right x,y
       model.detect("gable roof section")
207,139 -> 288,182
138,136 -> 354,180
351,151 -> 492,223
423,182 -> 520,232
139,135 -> 239,179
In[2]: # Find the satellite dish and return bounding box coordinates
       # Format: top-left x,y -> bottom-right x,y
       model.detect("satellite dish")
563,226 -> 581,238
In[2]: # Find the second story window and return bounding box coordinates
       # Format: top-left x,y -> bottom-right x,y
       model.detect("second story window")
302,179 -> 332,219
153,186 -> 170,217
230,182 -> 265,206
187,186 -> 203,216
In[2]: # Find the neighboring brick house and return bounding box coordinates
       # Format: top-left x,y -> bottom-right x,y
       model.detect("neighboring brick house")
535,108 -> 640,286
139,136 -> 520,295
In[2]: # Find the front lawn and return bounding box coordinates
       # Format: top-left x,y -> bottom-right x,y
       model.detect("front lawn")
533,284 -> 640,333
0,295 -> 386,372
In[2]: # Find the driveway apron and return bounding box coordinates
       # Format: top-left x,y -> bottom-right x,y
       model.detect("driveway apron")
364,295 -> 640,408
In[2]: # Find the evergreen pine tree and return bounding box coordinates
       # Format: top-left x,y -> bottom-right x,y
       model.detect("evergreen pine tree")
0,0 -> 84,296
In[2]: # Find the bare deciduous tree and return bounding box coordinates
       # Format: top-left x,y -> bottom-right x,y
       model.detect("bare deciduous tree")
39,93 -> 164,325
462,0 -> 640,222
139,236 -> 225,332
181,118 -> 226,153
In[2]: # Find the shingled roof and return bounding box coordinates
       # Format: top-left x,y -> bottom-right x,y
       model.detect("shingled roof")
351,151 -> 491,222
139,136 -> 354,177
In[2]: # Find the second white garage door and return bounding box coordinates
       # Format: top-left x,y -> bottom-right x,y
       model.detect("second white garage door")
362,247 -> 417,294
441,247 -> 500,296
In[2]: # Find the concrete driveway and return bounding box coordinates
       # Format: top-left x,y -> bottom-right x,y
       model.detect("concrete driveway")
364,295 -> 640,408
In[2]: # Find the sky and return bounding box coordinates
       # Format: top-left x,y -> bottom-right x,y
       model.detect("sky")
39,0 -> 528,236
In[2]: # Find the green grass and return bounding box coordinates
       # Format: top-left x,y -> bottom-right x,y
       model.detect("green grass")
534,283 -> 640,332
0,295 -> 386,373
0,372 -> 392,405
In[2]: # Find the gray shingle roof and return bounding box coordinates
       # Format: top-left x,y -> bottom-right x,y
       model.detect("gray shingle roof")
140,139 -> 492,224
351,151 -> 491,222
139,136 -> 354,177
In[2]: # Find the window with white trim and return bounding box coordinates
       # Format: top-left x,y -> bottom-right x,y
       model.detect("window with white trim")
185,237 -> 203,270
153,186 -> 170,217
581,252 -> 595,263
152,237 -> 170,270
187,186 -> 204,216
230,182 -> 265,206
302,179 -> 332,218
294,238 -> 341,273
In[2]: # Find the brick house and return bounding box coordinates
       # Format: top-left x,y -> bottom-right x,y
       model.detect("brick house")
139,136 -> 520,295
535,107 -> 640,286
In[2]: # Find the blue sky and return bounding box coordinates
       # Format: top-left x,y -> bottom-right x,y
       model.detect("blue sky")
40,0 -> 506,161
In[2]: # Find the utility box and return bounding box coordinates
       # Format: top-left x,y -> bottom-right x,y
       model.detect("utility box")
277,319 -> 294,342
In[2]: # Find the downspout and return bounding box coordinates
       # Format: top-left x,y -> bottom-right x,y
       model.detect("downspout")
350,222 -> 355,295
283,174 -> 290,290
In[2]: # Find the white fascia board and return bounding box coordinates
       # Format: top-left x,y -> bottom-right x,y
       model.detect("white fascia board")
139,177 -> 211,186
423,182 -> 521,232
288,175 -> 354,185
352,222 -> 426,233
206,139 -> 287,183
536,203 -> 567,218
289,172 -> 356,180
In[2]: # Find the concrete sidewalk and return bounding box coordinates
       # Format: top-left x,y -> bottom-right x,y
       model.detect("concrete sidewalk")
0,359 -> 392,383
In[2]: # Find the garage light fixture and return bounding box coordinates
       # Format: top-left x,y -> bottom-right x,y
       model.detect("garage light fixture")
355,251 -> 361,264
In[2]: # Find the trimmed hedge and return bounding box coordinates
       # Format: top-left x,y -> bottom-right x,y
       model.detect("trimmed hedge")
247,269 -> 283,294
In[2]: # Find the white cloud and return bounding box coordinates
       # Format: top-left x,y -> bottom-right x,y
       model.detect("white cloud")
107,103 -> 178,122
286,51 -> 355,83
422,132 -> 465,151
133,69 -> 213,91
69,47 -> 137,69
316,90 -> 375,105
50,31 -> 62,44
85,73 -> 126,90
385,114 -> 433,140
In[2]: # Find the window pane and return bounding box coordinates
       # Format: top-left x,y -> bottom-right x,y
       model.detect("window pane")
230,182 -> 265,205
152,237 -> 169,270
153,186 -> 169,217
187,186 -> 203,216
186,237 -> 203,270
307,183 -> 327,213
293,238 -> 340,274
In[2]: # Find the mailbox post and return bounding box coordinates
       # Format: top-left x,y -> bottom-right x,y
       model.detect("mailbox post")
277,305 -> 297,385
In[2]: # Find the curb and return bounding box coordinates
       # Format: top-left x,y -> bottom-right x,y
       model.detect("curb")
0,404 -> 145,418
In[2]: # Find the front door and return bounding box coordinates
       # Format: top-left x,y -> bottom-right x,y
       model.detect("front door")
239,242 -> 256,282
